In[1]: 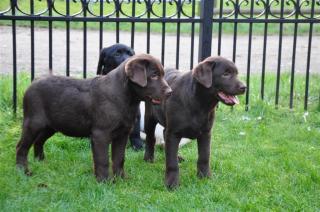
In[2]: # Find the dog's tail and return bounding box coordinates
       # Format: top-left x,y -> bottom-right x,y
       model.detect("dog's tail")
97,51 -> 104,75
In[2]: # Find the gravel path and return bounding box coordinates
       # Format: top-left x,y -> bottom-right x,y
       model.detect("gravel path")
0,26 -> 319,76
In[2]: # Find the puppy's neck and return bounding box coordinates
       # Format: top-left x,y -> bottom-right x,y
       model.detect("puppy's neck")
99,64 -> 140,106
192,79 -> 219,111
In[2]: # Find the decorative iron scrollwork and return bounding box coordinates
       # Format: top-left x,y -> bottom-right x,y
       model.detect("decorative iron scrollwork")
180,0 -> 197,18
15,0 -> 49,16
219,0 -> 320,19
0,0 -> 12,15
86,0 -> 117,17
0,0 -> 319,20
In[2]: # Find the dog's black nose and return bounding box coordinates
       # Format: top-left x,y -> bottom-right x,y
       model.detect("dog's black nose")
239,84 -> 247,93
164,87 -> 173,99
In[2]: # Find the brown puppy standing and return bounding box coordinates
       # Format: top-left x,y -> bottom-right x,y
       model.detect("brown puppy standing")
97,44 -> 144,150
144,56 -> 246,189
16,54 -> 172,182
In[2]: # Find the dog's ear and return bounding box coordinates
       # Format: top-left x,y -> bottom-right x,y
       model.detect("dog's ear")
192,60 -> 215,88
96,50 -> 105,75
130,49 -> 135,56
125,58 -> 147,87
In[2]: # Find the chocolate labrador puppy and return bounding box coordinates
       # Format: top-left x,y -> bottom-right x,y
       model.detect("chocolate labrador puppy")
16,54 -> 172,182
97,44 -> 143,150
144,56 -> 246,189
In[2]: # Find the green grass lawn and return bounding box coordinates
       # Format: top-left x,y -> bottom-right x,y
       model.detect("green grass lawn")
1,0 -> 319,35
0,73 -> 319,210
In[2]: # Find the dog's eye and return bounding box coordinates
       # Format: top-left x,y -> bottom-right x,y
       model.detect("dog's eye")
223,72 -> 230,77
151,74 -> 159,80
114,52 -> 121,57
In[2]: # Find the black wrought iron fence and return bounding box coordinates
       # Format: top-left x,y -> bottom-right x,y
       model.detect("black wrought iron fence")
0,0 -> 319,113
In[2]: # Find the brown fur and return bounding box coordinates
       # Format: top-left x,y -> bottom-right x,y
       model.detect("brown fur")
144,56 -> 246,189
16,54 -> 172,182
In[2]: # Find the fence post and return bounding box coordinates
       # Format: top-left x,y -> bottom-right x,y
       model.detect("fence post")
198,0 -> 214,62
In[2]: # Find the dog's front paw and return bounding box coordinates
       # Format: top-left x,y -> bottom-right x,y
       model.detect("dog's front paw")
113,169 -> 126,179
143,153 -> 154,163
16,164 -> 33,176
25,169 -> 33,176
95,172 -> 110,183
96,176 -> 109,183
165,171 -> 179,190
177,155 -> 185,163
34,153 -> 45,161
197,169 -> 211,178
130,138 -> 144,151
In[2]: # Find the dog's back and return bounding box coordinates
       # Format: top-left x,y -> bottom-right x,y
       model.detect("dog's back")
164,68 -> 194,94
23,75 -> 95,137
164,68 -> 181,84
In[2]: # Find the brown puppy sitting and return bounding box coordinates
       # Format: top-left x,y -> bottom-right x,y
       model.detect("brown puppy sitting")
144,56 -> 246,189
16,54 -> 172,182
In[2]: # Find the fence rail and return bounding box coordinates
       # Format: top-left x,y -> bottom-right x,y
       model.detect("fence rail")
0,0 -> 319,112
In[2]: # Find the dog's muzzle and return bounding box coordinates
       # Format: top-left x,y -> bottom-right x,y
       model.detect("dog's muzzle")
164,87 -> 172,99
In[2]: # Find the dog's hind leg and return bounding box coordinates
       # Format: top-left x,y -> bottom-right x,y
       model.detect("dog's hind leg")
33,128 -> 55,161
143,115 -> 157,163
16,119 -> 43,175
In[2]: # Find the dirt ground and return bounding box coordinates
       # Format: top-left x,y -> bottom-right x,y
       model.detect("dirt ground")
0,26 -> 319,77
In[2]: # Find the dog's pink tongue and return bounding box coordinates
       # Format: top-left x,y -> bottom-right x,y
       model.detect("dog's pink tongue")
218,92 -> 239,105
152,99 -> 161,104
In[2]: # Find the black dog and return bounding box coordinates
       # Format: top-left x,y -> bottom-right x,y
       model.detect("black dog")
16,54 -> 172,182
144,56 -> 246,189
97,44 -> 143,150
97,43 -> 135,75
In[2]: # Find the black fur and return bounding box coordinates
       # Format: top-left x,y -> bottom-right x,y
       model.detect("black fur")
97,44 -> 135,75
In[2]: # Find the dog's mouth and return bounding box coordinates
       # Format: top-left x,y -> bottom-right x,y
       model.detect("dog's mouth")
147,96 -> 162,105
217,91 -> 239,106
151,98 -> 161,104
